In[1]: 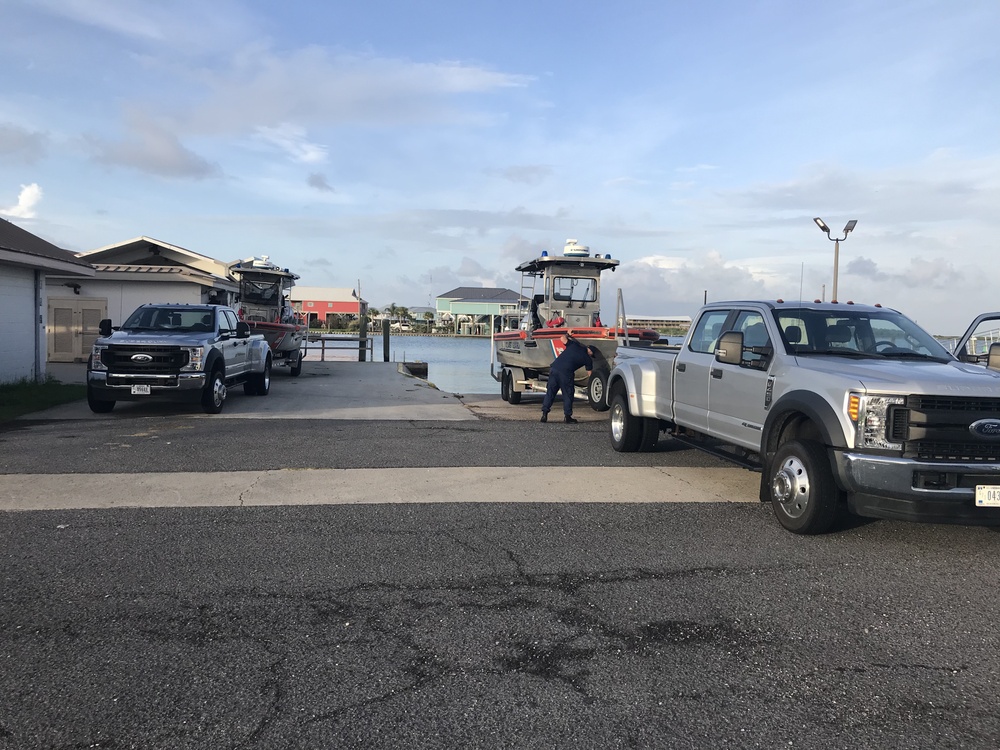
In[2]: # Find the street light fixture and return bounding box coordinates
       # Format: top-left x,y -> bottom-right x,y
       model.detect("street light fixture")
813,217 -> 858,302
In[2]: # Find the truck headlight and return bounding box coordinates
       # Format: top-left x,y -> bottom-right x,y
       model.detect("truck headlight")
181,346 -> 205,372
848,392 -> 905,450
90,345 -> 108,371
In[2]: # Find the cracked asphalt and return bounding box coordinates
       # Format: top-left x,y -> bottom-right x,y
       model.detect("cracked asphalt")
2,364 -> 1000,748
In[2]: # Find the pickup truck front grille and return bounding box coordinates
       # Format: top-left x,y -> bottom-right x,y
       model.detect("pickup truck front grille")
101,345 -> 188,373
895,396 -> 1000,462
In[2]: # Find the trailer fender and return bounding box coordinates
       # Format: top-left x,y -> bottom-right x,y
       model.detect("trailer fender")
507,366 -> 527,392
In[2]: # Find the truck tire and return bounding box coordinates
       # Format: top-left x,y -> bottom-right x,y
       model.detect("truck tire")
638,417 -> 660,452
768,439 -> 841,535
244,357 -> 271,396
610,391 -> 641,452
588,369 -> 610,412
201,368 -> 227,414
87,385 -> 115,414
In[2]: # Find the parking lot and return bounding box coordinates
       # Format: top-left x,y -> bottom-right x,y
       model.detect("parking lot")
3,361 -> 1000,748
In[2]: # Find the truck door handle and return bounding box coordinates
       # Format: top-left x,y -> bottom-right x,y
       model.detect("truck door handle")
676,363 -> 686,372
711,368 -> 723,379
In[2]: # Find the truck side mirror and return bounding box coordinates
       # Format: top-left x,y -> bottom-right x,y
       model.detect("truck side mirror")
715,331 -> 743,365
236,321 -> 251,338
989,342 -> 1000,371
99,319 -> 112,337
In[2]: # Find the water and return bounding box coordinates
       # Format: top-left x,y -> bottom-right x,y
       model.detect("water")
307,334 -> 686,396
309,335 -> 499,394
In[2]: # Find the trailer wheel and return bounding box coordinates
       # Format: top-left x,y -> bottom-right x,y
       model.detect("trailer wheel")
768,439 -> 840,535
507,370 -> 521,404
587,368 -> 610,412
202,368 -> 227,414
610,391 -> 641,452
87,385 -> 115,414
500,369 -> 510,402
289,357 -> 302,377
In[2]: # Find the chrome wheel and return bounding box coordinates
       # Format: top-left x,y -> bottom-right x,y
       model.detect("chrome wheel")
772,454 -> 810,519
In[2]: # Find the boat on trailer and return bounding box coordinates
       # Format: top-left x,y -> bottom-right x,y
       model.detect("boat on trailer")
491,240 -> 659,410
230,256 -> 307,376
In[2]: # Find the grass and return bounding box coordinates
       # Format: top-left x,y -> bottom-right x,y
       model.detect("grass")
0,377 -> 86,423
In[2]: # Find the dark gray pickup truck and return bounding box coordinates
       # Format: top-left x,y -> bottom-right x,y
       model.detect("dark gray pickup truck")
87,303 -> 272,414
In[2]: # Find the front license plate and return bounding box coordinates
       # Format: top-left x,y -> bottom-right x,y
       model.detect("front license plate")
131,384 -> 151,395
975,485 -> 1000,507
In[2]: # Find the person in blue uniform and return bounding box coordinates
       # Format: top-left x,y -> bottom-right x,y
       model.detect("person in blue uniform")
541,333 -> 594,423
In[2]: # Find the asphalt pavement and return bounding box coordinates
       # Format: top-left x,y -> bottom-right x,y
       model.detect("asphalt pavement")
3,361 -> 1000,748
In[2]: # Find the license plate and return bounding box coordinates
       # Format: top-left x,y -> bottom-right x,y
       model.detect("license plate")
975,485 -> 1000,507
131,384 -> 151,395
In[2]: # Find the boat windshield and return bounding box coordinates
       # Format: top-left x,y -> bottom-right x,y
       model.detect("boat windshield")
773,308 -> 954,361
122,307 -> 215,332
549,276 -> 596,303
241,279 -> 283,304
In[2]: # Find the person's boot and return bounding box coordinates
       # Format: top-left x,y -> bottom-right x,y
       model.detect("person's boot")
564,415 -> 578,423
540,412 -> 548,423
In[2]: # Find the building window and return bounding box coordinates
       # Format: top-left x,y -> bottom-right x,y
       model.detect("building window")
328,302 -> 333,308
307,302 -> 314,308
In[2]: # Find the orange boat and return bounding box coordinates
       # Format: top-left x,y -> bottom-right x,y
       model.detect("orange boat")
491,240 -> 659,410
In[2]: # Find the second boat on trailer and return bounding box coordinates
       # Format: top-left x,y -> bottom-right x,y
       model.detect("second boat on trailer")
229,256 -> 307,376
491,240 -> 660,410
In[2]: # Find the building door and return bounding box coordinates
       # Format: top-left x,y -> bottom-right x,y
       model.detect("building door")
48,297 -> 107,362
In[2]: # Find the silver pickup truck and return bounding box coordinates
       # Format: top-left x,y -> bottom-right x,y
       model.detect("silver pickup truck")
607,300 -> 1000,534
87,303 -> 272,414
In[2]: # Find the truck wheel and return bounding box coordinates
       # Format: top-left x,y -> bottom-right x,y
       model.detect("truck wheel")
638,417 -> 660,452
588,369 -> 610,412
244,358 -> 271,396
202,369 -> 227,414
768,440 -> 841,535
610,391 -> 641,452
87,385 -> 115,414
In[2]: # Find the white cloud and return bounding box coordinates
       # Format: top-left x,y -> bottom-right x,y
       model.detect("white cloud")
254,124 -> 327,165
183,48 -> 533,134
1,183 -> 43,218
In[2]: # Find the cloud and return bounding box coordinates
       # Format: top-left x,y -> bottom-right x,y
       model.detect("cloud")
307,173 -> 335,192
1,183 -> 43,218
498,165 -> 552,185
0,123 -> 48,164
255,124 -> 327,164
184,48 -> 533,134
84,111 -> 221,178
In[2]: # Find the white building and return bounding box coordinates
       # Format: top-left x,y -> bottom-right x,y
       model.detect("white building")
0,218 -> 94,383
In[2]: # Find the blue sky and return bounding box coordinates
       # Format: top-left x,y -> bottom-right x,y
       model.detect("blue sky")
2,0 -> 998,334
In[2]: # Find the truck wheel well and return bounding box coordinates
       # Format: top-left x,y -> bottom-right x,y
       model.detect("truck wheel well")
768,412 -> 824,453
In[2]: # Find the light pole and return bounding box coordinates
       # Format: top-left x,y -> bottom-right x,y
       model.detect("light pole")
813,217 -> 857,302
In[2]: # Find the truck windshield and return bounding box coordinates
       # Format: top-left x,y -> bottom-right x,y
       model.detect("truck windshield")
122,308 -> 215,333
774,309 -> 953,361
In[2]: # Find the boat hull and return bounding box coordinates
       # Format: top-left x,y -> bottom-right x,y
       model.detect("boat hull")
246,321 -> 307,358
494,326 -> 658,382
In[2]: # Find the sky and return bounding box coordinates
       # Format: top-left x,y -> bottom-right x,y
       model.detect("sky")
2,0 -> 999,335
